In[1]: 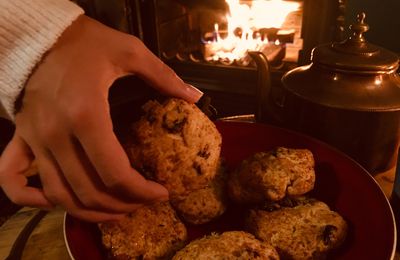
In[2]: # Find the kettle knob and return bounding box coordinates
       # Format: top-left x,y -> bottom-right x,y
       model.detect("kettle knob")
349,12 -> 369,43
332,12 -> 379,55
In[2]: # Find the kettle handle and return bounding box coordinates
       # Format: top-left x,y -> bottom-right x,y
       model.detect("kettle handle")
248,51 -> 271,123
249,51 -> 284,123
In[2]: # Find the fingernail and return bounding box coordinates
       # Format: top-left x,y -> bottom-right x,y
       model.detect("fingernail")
149,183 -> 169,202
158,194 -> 169,202
156,186 -> 169,201
185,84 -> 203,103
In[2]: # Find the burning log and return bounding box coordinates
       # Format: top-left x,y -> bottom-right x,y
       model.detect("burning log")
202,39 -> 285,67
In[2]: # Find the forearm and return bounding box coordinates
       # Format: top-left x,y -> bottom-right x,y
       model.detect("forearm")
0,0 -> 83,121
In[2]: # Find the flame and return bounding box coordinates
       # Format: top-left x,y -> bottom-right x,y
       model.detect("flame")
204,0 -> 300,64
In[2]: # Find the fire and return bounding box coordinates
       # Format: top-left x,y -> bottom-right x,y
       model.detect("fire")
203,0 -> 300,65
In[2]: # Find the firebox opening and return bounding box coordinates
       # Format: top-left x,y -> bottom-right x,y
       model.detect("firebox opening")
73,0 -> 345,119
157,0 -> 303,68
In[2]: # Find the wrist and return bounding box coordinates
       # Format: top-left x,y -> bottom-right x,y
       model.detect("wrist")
0,0 -> 84,120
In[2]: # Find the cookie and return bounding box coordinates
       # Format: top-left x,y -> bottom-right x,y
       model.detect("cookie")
245,197 -> 347,259
98,201 -> 187,259
172,231 -> 279,260
126,98 -> 222,199
171,162 -> 228,225
228,147 -> 315,204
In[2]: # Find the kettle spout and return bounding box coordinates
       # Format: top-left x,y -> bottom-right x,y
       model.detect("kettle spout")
249,51 -> 272,123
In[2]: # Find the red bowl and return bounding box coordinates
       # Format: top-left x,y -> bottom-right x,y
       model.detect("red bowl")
64,121 -> 396,260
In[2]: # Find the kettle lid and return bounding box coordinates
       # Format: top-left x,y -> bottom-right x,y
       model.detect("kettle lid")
311,12 -> 399,73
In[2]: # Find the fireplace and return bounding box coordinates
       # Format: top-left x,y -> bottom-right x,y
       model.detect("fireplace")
75,0 -> 347,120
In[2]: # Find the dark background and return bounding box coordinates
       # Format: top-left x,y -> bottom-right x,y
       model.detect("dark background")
346,0 -> 400,53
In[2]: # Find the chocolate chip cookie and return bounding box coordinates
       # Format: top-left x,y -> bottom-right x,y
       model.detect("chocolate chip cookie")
171,162 -> 228,225
126,98 -> 222,199
98,201 -> 187,259
172,231 -> 279,259
245,197 -> 347,259
228,147 -> 315,204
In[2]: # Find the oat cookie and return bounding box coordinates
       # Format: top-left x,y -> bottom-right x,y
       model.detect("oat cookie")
228,147 -> 315,204
171,162 -> 228,225
246,197 -> 347,259
98,201 -> 187,260
126,98 -> 222,199
172,231 -> 279,260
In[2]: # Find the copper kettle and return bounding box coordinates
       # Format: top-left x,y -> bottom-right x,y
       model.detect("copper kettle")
250,13 -> 400,175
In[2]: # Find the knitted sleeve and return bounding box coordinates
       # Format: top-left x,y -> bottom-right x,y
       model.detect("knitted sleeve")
0,0 -> 84,120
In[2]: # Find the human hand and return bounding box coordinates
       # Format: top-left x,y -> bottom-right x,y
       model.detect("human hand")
0,15 -> 203,222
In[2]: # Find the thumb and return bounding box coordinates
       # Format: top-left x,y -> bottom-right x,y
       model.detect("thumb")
0,134 -> 53,209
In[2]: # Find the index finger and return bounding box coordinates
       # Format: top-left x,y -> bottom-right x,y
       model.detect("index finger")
122,38 -> 203,103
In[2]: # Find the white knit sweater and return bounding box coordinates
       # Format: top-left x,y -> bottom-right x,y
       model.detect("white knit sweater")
0,0 -> 83,120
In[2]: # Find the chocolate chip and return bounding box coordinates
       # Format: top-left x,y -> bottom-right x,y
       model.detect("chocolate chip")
197,145 -> 211,159
323,225 -> 338,245
162,115 -> 187,133
232,250 -> 242,257
279,197 -> 298,208
262,202 -> 280,212
146,112 -> 157,124
245,248 -> 261,257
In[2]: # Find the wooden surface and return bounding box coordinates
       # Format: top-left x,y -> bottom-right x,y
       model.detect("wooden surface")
0,207 -> 70,260
0,167 -> 398,260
